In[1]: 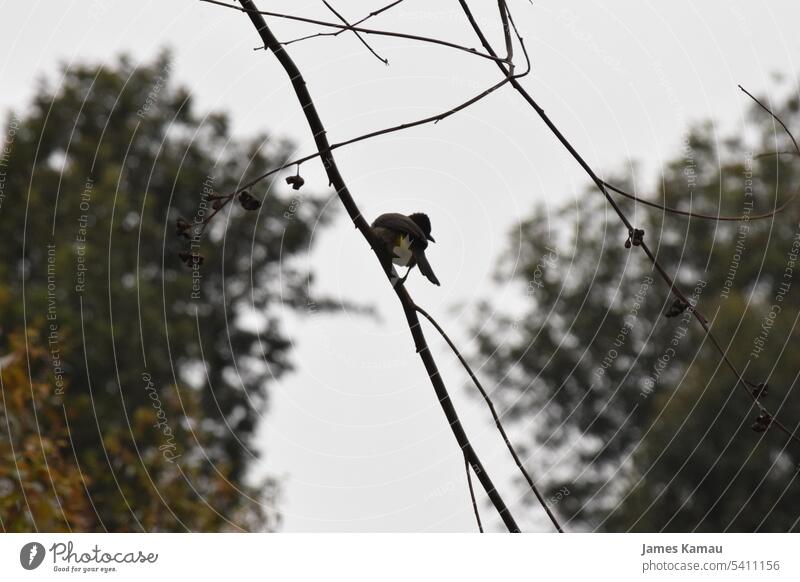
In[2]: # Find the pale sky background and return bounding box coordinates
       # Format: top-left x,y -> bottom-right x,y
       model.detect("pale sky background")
2,1 -> 799,532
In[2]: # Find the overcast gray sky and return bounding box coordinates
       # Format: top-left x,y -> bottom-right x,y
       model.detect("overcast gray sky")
3,0 -> 800,531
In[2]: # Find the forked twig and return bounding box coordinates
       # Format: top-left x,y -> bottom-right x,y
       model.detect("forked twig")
464,454 -> 484,533
417,305 -> 564,532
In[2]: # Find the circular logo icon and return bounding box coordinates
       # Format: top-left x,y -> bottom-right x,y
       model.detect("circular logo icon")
19,542 -> 46,570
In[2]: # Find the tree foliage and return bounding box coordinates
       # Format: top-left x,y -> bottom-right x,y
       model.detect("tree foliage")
475,88 -> 800,532
0,51 -> 332,531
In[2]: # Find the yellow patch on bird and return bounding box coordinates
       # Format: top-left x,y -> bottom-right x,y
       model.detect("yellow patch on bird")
392,234 -> 413,266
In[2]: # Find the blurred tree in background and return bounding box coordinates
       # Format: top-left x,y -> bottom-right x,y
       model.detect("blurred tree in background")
475,88 -> 800,531
0,51 -> 333,531
0,330 -> 93,530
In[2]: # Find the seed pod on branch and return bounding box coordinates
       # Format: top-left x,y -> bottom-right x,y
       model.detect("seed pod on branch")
751,411 -> 772,433
751,383 -> 769,400
664,298 -> 688,318
286,174 -> 305,191
179,250 -> 204,266
238,190 -> 261,210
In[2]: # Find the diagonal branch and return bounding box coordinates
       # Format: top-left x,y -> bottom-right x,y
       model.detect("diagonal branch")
234,0 -> 521,532
456,0 -> 800,447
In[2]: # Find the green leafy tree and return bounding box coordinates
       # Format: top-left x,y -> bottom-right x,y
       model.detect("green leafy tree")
474,89 -> 800,531
0,51 -> 332,531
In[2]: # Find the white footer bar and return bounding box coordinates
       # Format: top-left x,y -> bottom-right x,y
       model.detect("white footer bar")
1,533 -> 797,580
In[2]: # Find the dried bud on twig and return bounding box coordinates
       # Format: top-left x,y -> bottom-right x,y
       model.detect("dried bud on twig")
664,297 -> 689,318
176,217 -> 191,239
624,228 -> 644,248
286,174 -> 305,191
751,410 -> 772,433
238,190 -> 261,210
751,382 -> 769,400
178,250 -> 204,267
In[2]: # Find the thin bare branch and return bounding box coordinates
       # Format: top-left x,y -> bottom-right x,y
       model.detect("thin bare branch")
593,86 -> 797,222
201,0 -> 505,63
601,178 -> 797,222
755,151 -> 800,159
504,0 -> 531,76
355,0 -> 406,25
498,0 -> 514,68
284,0 -> 405,46
322,1 -> 388,65
464,454 -> 484,532
195,76 -> 514,236
417,304 -> 564,532
740,85 -> 800,156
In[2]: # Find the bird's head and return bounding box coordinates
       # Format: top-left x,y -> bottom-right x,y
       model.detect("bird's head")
409,212 -> 435,242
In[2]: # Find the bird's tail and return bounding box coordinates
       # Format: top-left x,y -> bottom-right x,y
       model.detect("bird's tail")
414,250 -> 440,286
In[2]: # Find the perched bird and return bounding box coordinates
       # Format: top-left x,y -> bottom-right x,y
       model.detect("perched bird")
371,212 -> 440,286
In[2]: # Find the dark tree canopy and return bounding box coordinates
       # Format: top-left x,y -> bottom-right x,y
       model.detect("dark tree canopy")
475,87 -> 800,532
0,51 -> 333,531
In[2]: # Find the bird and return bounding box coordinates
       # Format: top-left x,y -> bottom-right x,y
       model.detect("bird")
371,212 -> 440,286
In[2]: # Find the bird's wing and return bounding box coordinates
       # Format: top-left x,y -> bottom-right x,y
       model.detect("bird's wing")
372,213 -> 427,243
